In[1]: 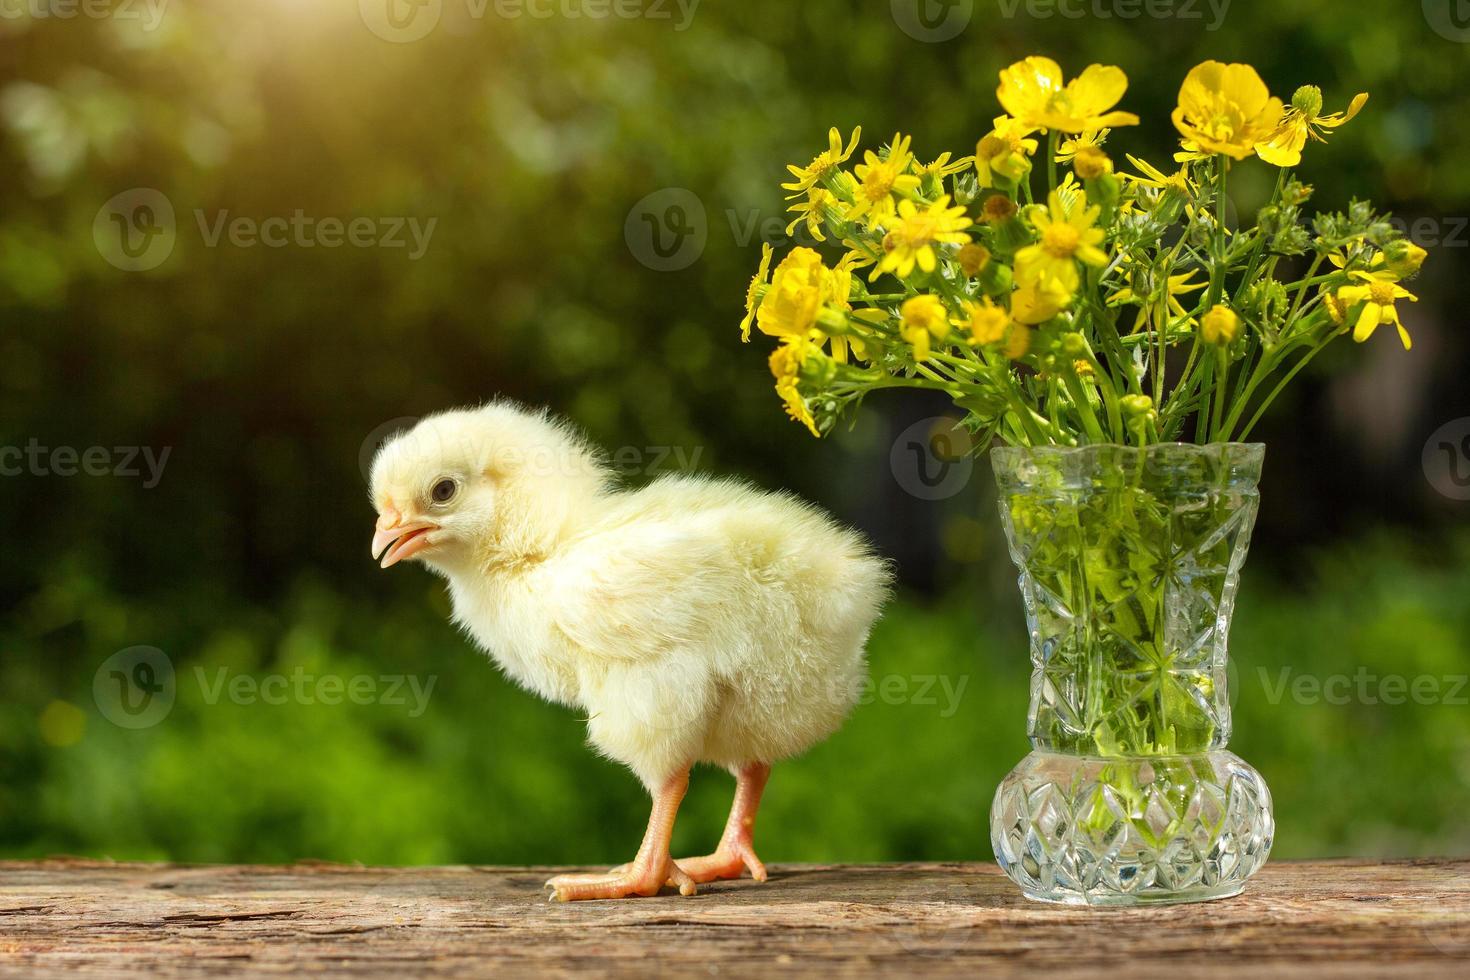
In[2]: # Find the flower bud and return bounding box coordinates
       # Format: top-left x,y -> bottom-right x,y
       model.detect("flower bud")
1121,393 -> 1154,417
1384,240 -> 1426,277
799,350 -> 838,385
1290,85 -> 1324,118
957,243 -> 991,277
978,261 -> 1014,297
1200,304 -> 1241,346
981,194 -> 1018,223
1060,332 -> 1089,358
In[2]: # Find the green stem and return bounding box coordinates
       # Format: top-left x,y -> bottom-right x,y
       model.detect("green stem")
1064,371 -> 1107,444
1235,341 -> 1333,441
1046,131 -> 1059,195
1209,347 -> 1229,443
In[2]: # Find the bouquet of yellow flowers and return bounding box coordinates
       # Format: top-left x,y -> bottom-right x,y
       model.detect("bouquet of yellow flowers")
741,57 -> 1426,448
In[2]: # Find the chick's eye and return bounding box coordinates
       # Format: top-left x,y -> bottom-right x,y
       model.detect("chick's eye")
430,478 -> 457,504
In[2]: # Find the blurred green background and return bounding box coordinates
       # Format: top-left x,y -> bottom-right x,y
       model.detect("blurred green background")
2,0 -> 1468,866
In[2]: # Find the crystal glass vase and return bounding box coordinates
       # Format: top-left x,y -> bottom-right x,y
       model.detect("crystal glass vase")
989,443 -> 1274,906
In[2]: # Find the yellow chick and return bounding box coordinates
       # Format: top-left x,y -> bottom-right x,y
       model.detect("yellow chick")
369,403 -> 890,901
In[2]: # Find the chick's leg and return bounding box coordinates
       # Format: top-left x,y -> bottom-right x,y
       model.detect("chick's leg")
545,768 -> 697,902
674,762 -> 771,884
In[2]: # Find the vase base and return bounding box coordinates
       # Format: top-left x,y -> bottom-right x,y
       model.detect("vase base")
992,750 -> 1273,907
1019,882 -> 1243,907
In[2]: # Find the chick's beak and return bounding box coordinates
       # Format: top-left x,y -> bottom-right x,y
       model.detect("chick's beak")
373,509 -> 440,569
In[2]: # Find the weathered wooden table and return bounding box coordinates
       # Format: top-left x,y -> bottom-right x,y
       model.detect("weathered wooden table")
2,859 -> 1467,977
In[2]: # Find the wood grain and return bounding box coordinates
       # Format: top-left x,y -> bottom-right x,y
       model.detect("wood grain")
1,859 -> 1467,978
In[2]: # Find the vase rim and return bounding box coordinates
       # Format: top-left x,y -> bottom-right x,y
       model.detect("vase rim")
991,441 -> 1266,488
992,441 -> 1265,457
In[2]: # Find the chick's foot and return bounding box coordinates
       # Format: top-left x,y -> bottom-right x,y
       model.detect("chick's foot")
673,838 -> 767,884
545,767 -> 695,902
545,858 -> 696,902
673,761 -> 771,884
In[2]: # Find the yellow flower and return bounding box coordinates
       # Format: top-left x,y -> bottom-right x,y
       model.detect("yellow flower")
768,336 -> 823,437
1200,304 -> 1241,345
757,247 -> 830,339
997,57 -> 1140,134
1010,274 -> 1072,325
872,196 -> 973,280
1322,287 -> 1348,327
785,187 -> 839,243
849,133 -> 922,226
740,243 -> 774,340
1014,190 -> 1108,293
1336,269 -> 1417,350
1072,145 -> 1112,179
782,126 -> 861,198
1124,154 -> 1195,195
961,296 -> 1010,345
913,152 -> 973,179
1257,87 -> 1367,167
1172,61 -> 1284,160
1056,129 -> 1108,163
1109,269 -> 1205,323
900,294 -> 949,360
825,253 -> 868,364
975,116 -> 1039,188
1059,132 -> 1114,181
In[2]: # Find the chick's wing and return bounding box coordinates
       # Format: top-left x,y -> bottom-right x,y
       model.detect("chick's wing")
544,522 -> 734,664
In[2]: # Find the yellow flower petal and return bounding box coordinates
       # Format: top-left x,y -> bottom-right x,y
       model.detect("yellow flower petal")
1353,301 -> 1381,342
